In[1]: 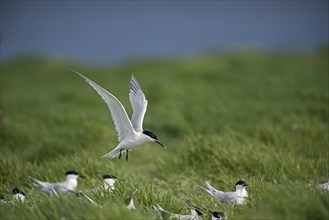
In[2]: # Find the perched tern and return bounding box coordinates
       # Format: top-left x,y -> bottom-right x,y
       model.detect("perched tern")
73,70 -> 165,161
92,174 -> 117,194
102,174 -> 117,191
199,180 -> 248,205
153,203 -> 203,220
12,187 -> 26,202
125,190 -> 137,209
317,181 -> 329,191
30,170 -> 86,194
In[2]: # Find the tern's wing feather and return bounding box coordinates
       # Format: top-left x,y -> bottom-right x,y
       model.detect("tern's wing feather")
129,75 -> 148,132
29,177 -> 46,186
30,177 -> 56,193
222,192 -> 238,204
29,177 -> 51,188
73,70 -> 134,141
205,181 -> 226,201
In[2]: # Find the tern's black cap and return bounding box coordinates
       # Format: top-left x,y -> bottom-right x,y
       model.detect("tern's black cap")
102,174 -> 117,179
195,209 -> 203,216
212,211 -> 224,218
65,170 -> 86,178
235,180 -> 248,186
12,187 -> 26,196
65,170 -> 80,175
143,130 -> 158,140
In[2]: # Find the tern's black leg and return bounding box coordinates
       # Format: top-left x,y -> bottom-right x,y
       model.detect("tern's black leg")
119,149 -> 122,159
126,150 -> 129,161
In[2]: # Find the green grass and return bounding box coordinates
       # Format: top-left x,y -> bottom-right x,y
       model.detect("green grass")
1,49 -> 328,219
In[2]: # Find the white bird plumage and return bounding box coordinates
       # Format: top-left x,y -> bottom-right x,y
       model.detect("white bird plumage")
92,174 -> 117,194
153,204 -> 203,220
30,171 -> 85,194
12,188 -> 26,202
129,74 -> 148,133
72,70 -> 165,161
317,181 -> 329,191
199,180 -> 248,205
125,190 -> 137,210
102,175 -> 117,191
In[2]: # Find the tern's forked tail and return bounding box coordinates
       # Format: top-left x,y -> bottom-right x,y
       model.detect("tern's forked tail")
29,176 -> 44,188
102,147 -> 124,159
205,181 -> 218,194
197,181 -> 217,196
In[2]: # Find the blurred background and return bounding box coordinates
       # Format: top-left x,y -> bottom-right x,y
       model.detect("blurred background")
1,1 -> 328,64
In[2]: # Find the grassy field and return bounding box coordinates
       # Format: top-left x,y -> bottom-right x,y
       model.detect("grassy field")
1,49 -> 328,219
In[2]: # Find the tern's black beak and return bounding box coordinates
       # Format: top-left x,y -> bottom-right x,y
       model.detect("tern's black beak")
155,139 -> 166,148
79,174 -> 87,179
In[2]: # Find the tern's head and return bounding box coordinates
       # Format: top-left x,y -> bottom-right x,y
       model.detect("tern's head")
65,170 -> 86,179
12,187 -> 25,196
102,174 -> 117,188
235,180 -> 248,189
192,208 -> 203,217
102,174 -> 117,185
211,211 -> 224,220
102,174 -> 117,180
186,200 -> 203,217
142,130 -> 165,148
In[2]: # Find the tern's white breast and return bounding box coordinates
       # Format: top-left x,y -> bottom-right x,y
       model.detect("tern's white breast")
121,132 -> 153,149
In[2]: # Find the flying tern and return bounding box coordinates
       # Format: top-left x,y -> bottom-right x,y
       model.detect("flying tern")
153,203 -> 203,220
199,180 -> 248,205
73,70 -> 165,161
12,187 -> 26,202
30,170 -> 86,194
